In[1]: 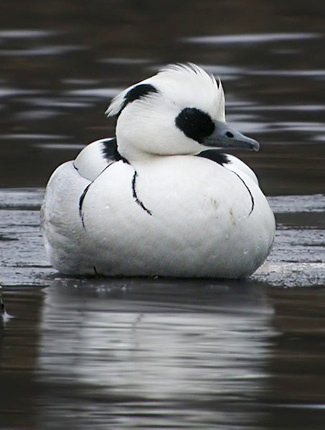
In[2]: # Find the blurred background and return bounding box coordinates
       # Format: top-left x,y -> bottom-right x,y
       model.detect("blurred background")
1,2 -> 325,430
0,0 -> 324,193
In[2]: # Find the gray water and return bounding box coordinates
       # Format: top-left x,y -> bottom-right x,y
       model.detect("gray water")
1,1 -> 325,429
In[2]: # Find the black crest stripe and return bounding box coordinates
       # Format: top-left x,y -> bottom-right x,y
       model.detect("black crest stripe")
119,84 -> 158,115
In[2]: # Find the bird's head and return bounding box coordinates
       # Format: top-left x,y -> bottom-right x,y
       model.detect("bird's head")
106,63 -> 259,161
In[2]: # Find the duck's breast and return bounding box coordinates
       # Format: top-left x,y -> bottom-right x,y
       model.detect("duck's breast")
81,155 -> 275,277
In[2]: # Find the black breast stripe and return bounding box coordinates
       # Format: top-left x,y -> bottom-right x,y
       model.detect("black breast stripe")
118,84 -> 158,116
132,171 -> 152,216
197,150 -> 230,166
231,171 -> 255,216
79,183 -> 92,228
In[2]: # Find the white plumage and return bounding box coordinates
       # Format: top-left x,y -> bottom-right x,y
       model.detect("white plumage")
42,64 -> 275,278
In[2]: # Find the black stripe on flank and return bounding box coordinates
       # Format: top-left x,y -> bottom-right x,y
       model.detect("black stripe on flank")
79,183 -> 92,228
78,159 -> 120,229
132,171 -> 152,216
232,171 -> 255,216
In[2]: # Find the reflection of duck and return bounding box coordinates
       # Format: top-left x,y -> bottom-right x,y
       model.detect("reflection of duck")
0,288 -> 5,316
42,64 -> 275,278
0,287 -> 10,322
39,280 -> 273,417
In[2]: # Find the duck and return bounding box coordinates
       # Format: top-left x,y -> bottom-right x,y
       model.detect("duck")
0,288 -> 5,316
41,63 -> 275,278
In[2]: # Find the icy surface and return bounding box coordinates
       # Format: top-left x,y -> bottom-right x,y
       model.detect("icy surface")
0,189 -> 324,288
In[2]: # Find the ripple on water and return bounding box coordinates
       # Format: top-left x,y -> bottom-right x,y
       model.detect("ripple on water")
183,32 -> 321,45
0,45 -> 88,57
0,30 -> 59,39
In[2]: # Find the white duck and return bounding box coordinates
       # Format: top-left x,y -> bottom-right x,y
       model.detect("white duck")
42,64 -> 275,278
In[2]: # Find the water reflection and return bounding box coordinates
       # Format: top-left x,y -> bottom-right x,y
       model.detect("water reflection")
39,282 -> 273,400
33,282 -> 277,429
2,281 -> 325,429
0,287 -> 44,430
259,288 -> 325,430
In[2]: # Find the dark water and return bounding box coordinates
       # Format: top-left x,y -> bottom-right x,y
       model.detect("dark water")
0,1 -> 325,429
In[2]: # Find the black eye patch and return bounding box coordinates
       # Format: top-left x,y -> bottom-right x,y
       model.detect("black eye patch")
175,107 -> 215,143
119,83 -> 158,114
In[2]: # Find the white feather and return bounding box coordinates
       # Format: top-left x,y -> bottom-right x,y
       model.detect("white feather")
42,64 -> 275,278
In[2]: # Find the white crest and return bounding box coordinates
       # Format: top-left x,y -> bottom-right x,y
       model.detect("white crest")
106,63 -> 225,122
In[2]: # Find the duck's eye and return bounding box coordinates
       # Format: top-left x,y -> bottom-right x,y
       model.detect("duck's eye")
226,131 -> 234,138
175,107 -> 215,143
